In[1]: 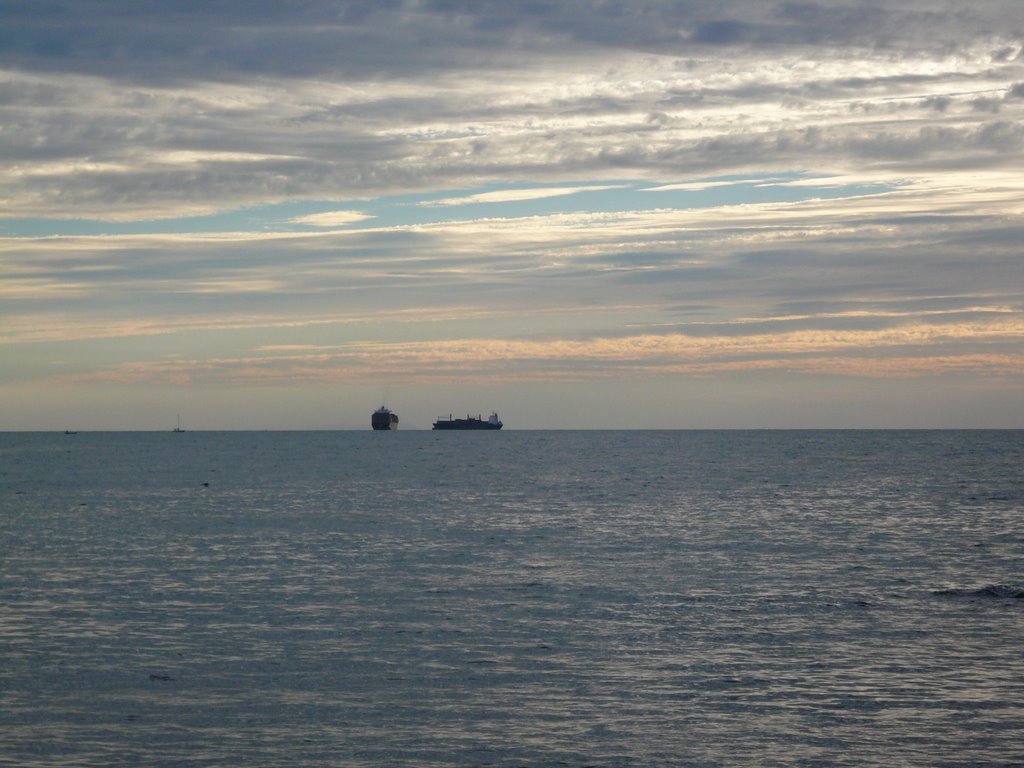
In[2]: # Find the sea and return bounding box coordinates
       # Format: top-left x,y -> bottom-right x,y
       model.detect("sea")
1,430 -> 1022,767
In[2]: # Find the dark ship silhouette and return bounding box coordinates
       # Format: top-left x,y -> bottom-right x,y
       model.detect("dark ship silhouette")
371,406 -> 399,430
432,412 -> 502,430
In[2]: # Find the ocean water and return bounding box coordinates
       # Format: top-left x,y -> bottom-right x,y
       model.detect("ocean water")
1,430 -> 1023,767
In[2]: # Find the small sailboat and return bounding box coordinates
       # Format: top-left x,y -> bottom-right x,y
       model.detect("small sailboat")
173,415 -> 185,433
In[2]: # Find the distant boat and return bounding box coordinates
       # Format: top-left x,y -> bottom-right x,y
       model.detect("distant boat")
173,415 -> 185,433
432,412 -> 503,430
371,406 -> 399,430
64,430 -> 78,435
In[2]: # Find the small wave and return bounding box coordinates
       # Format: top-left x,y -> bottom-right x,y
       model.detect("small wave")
934,584 -> 1024,600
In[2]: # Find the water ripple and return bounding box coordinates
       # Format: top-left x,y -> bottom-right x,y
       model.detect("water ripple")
2,430 -> 1023,766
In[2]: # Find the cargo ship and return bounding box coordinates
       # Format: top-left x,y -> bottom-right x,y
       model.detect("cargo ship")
371,406 -> 399,430
432,412 -> 503,430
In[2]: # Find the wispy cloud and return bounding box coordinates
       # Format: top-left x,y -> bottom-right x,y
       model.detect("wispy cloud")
421,185 -> 628,207
289,210 -> 374,227
40,313 -> 1024,387
641,178 -> 789,193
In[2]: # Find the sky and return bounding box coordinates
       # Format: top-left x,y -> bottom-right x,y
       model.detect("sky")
2,0 -> 1023,429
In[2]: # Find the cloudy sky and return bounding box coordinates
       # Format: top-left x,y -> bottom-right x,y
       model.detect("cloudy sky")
2,0 -> 1023,429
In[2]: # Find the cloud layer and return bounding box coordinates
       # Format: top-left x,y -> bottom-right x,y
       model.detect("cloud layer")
5,2 -> 1024,218
2,1 -> 1023,427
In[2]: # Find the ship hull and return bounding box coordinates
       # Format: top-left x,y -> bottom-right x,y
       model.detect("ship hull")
371,409 -> 399,430
432,421 -> 502,430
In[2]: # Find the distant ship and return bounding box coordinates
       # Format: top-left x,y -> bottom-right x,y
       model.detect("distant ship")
432,412 -> 503,430
173,415 -> 185,433
371,406 -> 399,430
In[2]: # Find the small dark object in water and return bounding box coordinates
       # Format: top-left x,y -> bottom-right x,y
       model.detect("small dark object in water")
934,584 -> 1024,599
